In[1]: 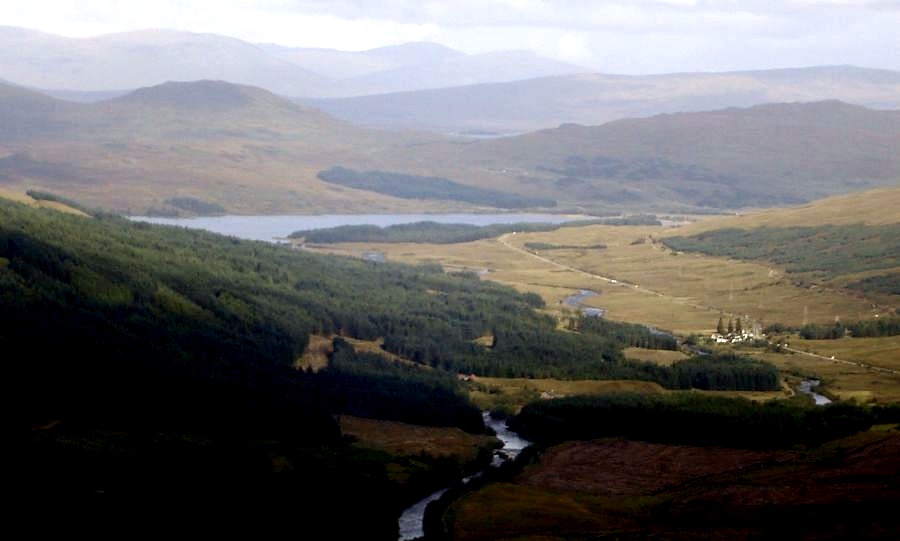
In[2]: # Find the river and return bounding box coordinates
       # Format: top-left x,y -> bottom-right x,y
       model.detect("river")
562,290 -> 605,317
797,379 -> 832,405
130,213 -> 585,243
397,412 -> 532,541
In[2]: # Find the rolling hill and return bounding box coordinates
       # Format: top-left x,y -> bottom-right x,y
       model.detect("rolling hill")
306,66 -> 900,134
658,186 -> 900,303
379,100 -> 900,211
0,80 -> 466,214
1,79 -> 897,214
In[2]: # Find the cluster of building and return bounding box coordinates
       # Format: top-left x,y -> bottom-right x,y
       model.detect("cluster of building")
710,331 -> 759,344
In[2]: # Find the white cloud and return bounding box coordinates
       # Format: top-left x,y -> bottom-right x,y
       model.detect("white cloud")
0,0 -> 895,72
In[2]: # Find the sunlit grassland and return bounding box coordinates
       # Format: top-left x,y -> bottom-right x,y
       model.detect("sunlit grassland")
303,238 -> 726,335
674,186 -> 900,235
305,221 -> 883,334
467,376 -> 788,414
0,187 -> 89,216
467,377 -> 667,413
787,335 -> 900,372
504,224 -> 883,327
300,221 -> 898,403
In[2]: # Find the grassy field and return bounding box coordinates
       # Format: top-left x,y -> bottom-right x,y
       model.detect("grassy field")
303,208 -> 899,402
468,377 -> 667,413
309,222 -> 886,335
623,347 -> 689,365
296,333 -> 422,371
746,349 -> 900,403
787,335 -> 900,373
502,224 -> 885,328
674,186 -> 900,234
467,376 -> 788,414
338,415 -> 496,462
0,187 -> 89,216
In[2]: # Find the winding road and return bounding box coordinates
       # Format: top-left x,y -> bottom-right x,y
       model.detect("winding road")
495,233 -> 899,377
495,233 -> 747,322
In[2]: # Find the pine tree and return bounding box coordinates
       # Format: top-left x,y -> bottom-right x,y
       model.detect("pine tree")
717,317 -> 725,335
727,319 -> 734,334
735,318 -> 743,334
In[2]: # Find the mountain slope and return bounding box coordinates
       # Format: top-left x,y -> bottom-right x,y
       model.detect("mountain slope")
2,80 -> 897,214
659,186 -> 900,302
306,66 -> 900,134
0,80 -> 463,214
363,100 -> 900,211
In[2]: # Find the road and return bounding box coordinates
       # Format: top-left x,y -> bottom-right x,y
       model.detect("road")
497,233 -> 899,376
495,233 -> 747,321
780,345 -> 900,376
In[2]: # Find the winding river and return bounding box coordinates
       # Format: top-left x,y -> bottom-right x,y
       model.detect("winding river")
397,412 -> 532,541
798,379 -> 832,405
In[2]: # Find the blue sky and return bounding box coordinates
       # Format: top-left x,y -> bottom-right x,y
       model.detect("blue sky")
1,0 -> 897,73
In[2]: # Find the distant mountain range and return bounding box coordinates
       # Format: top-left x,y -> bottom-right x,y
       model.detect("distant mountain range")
0,79 -> 897,214
305,65 -> 900,134
0,26 -> 584,98
5,26 -> 899,137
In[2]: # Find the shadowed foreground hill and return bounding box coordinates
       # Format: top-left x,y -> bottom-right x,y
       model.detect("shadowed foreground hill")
6,198 -> 527,531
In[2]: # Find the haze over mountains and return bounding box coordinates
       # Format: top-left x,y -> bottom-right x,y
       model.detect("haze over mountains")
5,26 -> 900,137
1,79 -> 897,214
0,26 -> 584,99
307,66 -> 900,134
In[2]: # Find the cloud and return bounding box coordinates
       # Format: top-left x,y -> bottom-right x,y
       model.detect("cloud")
0,0 -> 896,73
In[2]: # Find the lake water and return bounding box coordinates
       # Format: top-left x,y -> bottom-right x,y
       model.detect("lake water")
130,213 -> 584,243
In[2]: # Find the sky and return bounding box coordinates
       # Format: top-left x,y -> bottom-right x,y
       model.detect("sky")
1,0 -> 898,73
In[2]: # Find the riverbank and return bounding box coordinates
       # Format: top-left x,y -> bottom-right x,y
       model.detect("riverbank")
399,413 -> 532,540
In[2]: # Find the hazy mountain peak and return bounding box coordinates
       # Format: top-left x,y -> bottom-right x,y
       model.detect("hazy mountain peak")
114,80 -> 260,108
0,26 -> 588,98
364,41 -> 466,59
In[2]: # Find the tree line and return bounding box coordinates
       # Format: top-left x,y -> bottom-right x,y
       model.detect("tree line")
318,166 -> 556,209
765,317 -> 900,339
509,392 -> 875,449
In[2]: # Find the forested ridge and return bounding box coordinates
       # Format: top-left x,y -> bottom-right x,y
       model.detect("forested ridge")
318,166 -> 556,209
765,317 -> 900,339
4,199 -> 783,531
2,199 -> 780,420
291,216 -> 660,245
